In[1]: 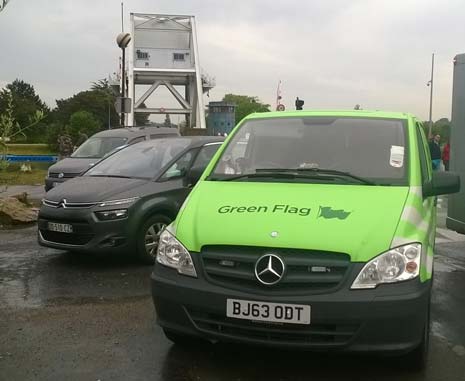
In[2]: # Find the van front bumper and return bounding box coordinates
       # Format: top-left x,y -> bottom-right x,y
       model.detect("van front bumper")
151,262 -> 431,353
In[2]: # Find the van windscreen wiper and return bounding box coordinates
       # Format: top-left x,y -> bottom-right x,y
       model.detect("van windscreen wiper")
210,171 -> 322,182
255,168 -> 376,185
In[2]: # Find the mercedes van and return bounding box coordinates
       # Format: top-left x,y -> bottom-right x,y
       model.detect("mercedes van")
151,110 -> 460,368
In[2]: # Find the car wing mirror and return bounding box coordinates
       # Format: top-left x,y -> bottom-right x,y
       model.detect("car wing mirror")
187,166 -> 204,186
423,171 -> 460,198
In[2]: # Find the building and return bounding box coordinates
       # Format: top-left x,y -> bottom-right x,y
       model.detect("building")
207,102 -> 236,136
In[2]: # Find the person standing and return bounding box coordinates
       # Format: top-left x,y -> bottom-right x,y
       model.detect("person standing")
442,140 -> 450,171
74,130 -> 88,151
429,134 -> 442,171
57,129 -> 73,160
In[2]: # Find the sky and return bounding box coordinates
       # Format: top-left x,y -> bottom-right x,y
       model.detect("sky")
0,0 -> 464,121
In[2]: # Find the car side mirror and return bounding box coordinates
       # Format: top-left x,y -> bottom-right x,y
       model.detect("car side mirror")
187,166 -> 205,186
423,171 -> 460,198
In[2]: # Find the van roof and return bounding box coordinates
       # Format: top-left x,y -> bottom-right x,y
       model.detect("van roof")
91,127 -> 179,138
245,110 -> 414,121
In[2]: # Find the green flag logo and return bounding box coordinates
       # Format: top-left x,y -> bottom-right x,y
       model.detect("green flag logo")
318,206 -> 352,220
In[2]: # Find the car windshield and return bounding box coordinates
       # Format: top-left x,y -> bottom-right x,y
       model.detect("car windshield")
84,138 -> 190,179
72,137 -> 128,158
210,117 -> 408,185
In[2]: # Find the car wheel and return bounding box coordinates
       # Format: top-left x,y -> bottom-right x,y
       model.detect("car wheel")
137,214 -> 171,264
403,300 -> 430,371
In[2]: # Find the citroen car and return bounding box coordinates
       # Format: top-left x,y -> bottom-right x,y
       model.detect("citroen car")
45,127 -> 179,191
151,110 -> 460,369
38,136 -> 224,263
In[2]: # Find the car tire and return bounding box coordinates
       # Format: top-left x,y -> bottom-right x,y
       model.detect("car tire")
163,329 -> 196,346
137,214 -> 171,265
403,300 -> 430,371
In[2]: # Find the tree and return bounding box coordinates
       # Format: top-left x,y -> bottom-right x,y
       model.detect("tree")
0,79 -> 49,142
91,77 -> 149,127
69,111 -> 101,141
0,89 -> 45,169
222,94 -> 270,123
164,114 -> 171,127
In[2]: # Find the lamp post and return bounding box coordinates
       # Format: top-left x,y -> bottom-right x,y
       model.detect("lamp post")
427,53 -> 435,138
116,32 -> 131,126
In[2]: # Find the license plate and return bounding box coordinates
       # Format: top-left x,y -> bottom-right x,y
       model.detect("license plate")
52,182 -> 60,187
226,299 -> 310,325
48,222 -> 73,233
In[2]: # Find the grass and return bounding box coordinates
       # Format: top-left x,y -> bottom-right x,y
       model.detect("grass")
0,168 -> 47,186
6,144 -> 56,155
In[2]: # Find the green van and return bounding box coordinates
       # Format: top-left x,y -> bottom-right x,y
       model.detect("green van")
151,110 -> 460,368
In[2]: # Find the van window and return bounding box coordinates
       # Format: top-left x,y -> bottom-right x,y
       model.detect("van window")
211,117 -> 408,185
72,137 -> 127,158
415,122 -> 431,183
191,143 -> 222,169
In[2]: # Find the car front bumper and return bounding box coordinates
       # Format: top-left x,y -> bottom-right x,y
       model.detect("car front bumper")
151,258 -> 431,353
38,206 -> 134,253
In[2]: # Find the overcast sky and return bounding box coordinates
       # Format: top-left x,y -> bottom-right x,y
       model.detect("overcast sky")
1,0 -> 464,121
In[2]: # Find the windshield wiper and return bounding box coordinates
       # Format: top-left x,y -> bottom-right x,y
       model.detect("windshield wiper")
255,168 -> 376,185
210,171 -> 323,182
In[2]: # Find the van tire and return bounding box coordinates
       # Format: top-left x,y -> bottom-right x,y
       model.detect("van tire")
404,301 -> 430,371
137,214 -> 171,265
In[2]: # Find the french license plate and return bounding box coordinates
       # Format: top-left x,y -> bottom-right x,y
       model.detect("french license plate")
48,222 -> 73,233
52,182 -> 59,187
226,299 -> 310,325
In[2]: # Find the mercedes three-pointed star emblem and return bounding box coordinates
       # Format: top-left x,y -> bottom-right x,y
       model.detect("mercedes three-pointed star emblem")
254,254 -> 285,286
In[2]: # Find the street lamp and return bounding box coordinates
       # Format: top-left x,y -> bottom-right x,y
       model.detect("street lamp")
116,32 -> 131,126
427,53 -> 435,138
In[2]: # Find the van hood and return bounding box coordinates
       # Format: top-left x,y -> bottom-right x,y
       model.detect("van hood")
175,181 -> 410,262
48,157 -> 99,176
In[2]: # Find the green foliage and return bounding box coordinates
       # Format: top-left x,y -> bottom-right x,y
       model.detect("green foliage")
0,79 -> 49,143
422,118 -> 451,143
52,90 -> 115,129
68,111 -> 101,141
222,94 -> 270,123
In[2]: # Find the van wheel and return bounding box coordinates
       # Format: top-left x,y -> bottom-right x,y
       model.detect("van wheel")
137,214 -> 171,264
404,302 -> 430,371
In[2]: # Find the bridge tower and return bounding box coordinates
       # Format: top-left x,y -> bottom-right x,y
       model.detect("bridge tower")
127,13 -> 213,128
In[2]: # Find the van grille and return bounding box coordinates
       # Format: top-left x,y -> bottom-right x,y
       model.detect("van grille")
188,308 -> 359,347
200,246 -> 350,295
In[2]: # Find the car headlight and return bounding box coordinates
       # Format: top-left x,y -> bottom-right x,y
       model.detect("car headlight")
351,243 -> 421,289
157,230 -> 197,277
98,197 -> 139,207
95,209 -> 128,221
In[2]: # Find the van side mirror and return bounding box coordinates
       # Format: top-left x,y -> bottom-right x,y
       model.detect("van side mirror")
187,166 -> 204,186
423,171 -> 460,198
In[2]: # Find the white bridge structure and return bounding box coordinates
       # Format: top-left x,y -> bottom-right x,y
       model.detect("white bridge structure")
127,13 -> 213,128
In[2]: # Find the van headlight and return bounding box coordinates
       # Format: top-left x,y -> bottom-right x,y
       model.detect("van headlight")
156,230 -> 197,277
351,243 -> 421,289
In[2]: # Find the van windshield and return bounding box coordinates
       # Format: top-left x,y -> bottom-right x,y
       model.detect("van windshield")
210,117 -> 408,185
72,137 -> 128,158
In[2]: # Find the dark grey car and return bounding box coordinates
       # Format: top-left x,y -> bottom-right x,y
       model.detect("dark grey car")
45,127 -> 179,191
38,136 -> 224,263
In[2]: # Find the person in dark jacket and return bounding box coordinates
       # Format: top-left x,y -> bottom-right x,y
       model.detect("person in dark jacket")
442,140 -> 450,171
429,134 -> 442,171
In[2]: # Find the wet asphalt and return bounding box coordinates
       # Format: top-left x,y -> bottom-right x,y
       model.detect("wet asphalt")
1,209 -> 465,380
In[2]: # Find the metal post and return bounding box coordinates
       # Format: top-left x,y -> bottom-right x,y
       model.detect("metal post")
120,47 -> 126,126
428,53 -> 435,138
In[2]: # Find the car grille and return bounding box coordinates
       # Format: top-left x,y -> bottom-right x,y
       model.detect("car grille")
188,308 -> 359,347
42,199 -> 98,208
49,172 -> 80,178
38,219 -> 93,246
200,246 -> 350,295
40,230 -> 93,245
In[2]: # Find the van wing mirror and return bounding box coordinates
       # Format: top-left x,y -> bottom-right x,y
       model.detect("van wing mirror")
423,171 -> 460,197
187,166 -> 205,186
